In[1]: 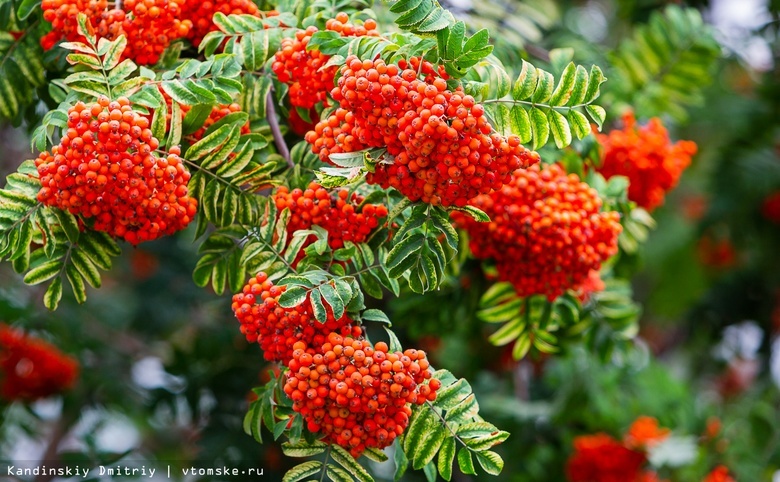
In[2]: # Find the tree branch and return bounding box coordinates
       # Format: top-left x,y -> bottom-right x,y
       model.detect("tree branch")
266,91 -> 293,169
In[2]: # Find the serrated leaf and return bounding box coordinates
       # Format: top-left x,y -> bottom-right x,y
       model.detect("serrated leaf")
547,109 -> 572,148
279,285 -> 309,308
281,440 -> 327,458
65,263 -> 87,304
530,108 -> 549,150
71,248 -> 101,288
437,437 -> 456,481
475,451 -> 503,475
330,445 -> 372,482
512,60 -> 538,100
585,105 -> 606,129
43,276 -> 63,310
282,461 -> 323,482
326,464 -> 353,482
549,62 -> 576,106
309,289 -> 327,323
23,259 -> 61,285
319,282 -> 345,320
457,449 -> 475,475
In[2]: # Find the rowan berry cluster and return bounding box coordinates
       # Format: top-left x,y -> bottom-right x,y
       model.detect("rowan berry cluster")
305,56 -> 539,206
41,0 -> 192,65
567,417 -> 670,482
452,163 -> 622,300
273,182 -> 388,251
284,334 -> 440,457
0,324 -> 79,401
40,0 -> 108,50
272,13 -> 380,110
596,112 -> 697,211
231,272 -> 361,363
35,96 -> 197,245
181,0 -> 263,47
703,466 -> 735,482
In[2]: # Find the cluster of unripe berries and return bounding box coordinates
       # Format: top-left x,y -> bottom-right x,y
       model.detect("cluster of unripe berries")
284,334 -> 440,457
273,182 -> 388,252
272,13 -> 380,110
41,0 -> 192,65
35,96 -> 196,245
306,56 -> 539,206
596,112 -> 697,212
452,163 -> 622,300
0,324 -> 79,401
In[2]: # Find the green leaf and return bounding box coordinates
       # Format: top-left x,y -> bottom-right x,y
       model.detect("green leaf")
43,276 -> 63,311
187,124 -> 233,160
463,431 -> 510,451
457,449 -> 476,475
549,62 -> 576,106
361,309 -> 391,325
23,259 -> 61,285
585,105 -> 606,129
437,437 -> 456,481
71,248 -> 101,288
65,263 -> 87,304
281,440 -> 327,458
511,60 -> 537,100
475,451 -> 503,476
330,445 -> 373,482
309,289 -> 327,323
279,285 -> 309,308
319,282 -> 345,320
530,108 -> 549,150
16,0 -> 40,20
547,109 -> 572,149
282,461 -> 323,482
242,30 -> 269,71
103,35 -> 127,70
326,464 -> 353,482
362,447 -> 388,463
393,438 -> 409,481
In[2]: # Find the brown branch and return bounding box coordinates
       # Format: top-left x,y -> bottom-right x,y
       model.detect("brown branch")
524,44 -> 551,63
34,415 -> 73,482
265,91 -> 293,169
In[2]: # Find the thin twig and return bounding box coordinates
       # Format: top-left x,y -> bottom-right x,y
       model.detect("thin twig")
265,91 -> 293,169
525,44 -> 551,63
34,416 -> 73,482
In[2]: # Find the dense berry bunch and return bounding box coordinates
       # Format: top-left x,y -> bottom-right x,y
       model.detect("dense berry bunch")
119,0 -> 191,65
35,96 -> 197,245
566,433 -> 647,482
703,466 -> 735,482
273,182 -> 388,250
181,0 -> 262,47
40,0 -> 108,49
272,14 -> 379,110
231,272 -> 361,362
41,0 -> 191,65
0,324 -> 79,401
453,163 -> 622,300
284,334 -> 440,457
596,112 -> 697,211
306,56 -> 539,206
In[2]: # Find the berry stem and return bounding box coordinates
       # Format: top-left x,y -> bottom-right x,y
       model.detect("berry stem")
266,90 -> 293,169
318,445 -> 332,482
